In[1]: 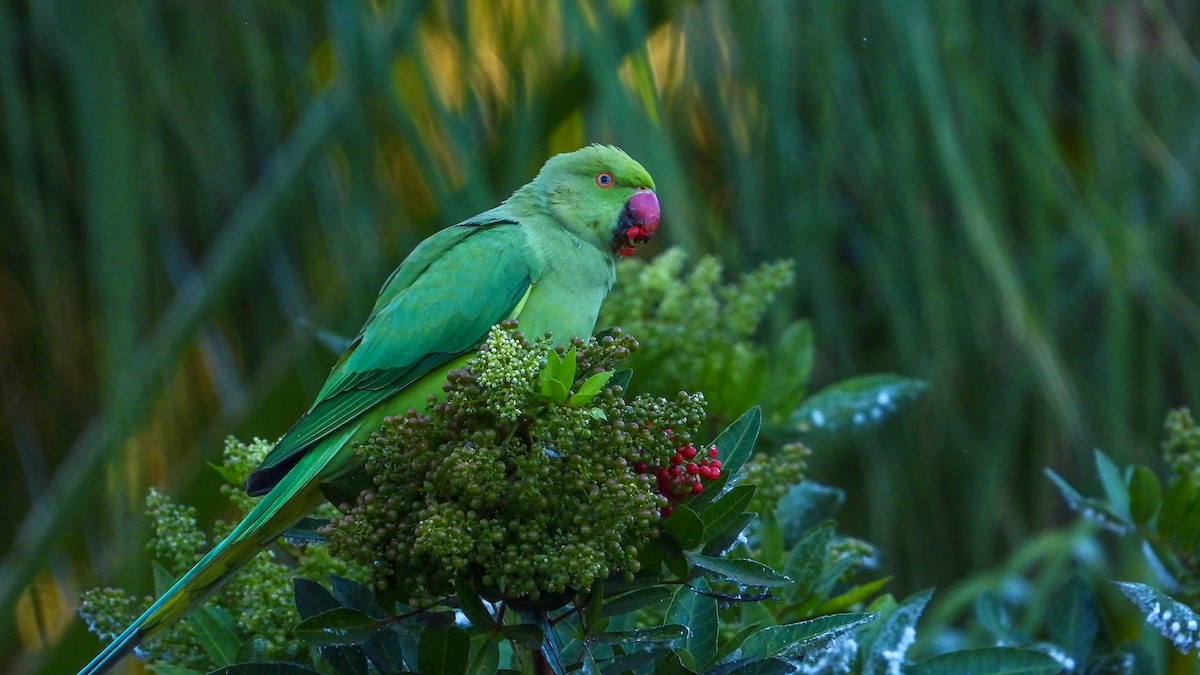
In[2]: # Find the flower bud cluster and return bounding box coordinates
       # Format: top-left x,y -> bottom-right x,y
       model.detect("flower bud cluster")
324,325 -> 708,607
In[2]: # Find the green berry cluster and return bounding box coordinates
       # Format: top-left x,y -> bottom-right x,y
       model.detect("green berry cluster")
598,249 -> 796,420
1165,408 -> 1200,480
79,438 -> 363,669
323,324 -> 709,607
742,441 -> 813,513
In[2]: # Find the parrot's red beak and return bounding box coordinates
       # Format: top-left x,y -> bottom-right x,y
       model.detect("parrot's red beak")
614,188 -> 660,257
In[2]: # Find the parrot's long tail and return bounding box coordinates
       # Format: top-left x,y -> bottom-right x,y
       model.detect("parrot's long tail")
76,424 -> 362,675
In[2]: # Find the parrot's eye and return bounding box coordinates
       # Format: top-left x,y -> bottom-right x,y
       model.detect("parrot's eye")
595,172 -> 614,188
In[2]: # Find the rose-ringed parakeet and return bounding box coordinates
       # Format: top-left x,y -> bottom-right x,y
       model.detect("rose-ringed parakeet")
79,144 -> 660,674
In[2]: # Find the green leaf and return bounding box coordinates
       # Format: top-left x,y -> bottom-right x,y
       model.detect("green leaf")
863,589 -> 931,675
817,577 -> 891,614
454,579 -> 497,628
782,522 -> 834,603
330,575 -> 388,620
1129,465 -> 1163,526
609,369 -> 633,393
151,560 -> 176,596
665,504 -> 705,549
205,665 -> 323,675
294,577 -> 338,619
1115,581 -> 1200,652
282,516 -> 330,545
599,647 -> 671,674
293,607 -> 383,647
775,483 -> 845,545
418,625 -> 471,675
737,613 -> 874,661
1047,576 -> 1098,666
501,624 -> 545,651
666,579 -> 718,669
1159,477 -> 1200,554
1044,468 -> 1127,532
587,624 -> 689,645
189,606 -> 241,667
790,374 -> 927,434
907,647 -> 1063,675
207,461 -> 243,486
713,407 -> 762,478
546,379 -> 570,404
150,666 -> 204,675
697,485 -> 756,541
466,634 -> 500,675
569,370 -> 614,407
707,658 -> 792,675
701,512 -> 756,559
1095,449 -> 1131,524
684,552 -> 791,587
600,585 -> 675,617
710,622 -> 764,669
974,592 -> 1028,644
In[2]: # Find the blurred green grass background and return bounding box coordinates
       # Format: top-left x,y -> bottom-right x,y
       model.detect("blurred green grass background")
1,1 -> 1197,672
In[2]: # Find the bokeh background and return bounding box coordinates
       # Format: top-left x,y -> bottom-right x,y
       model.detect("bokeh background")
1,1 -> 1198,672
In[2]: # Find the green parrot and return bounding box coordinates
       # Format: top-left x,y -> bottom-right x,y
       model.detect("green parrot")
79,144 -> 659,674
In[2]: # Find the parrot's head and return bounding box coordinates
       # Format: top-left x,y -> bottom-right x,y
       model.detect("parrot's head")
535,144 -> 659,257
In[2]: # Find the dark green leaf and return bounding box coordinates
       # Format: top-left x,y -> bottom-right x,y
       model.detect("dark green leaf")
600,585 -> 675,617
1047,576 -> 1098,666
685,552 -> 790,588
466,634 -> 500,675
282,517 -> 330,545
587,624 -> 689,645
863,589 -> 931,675
710,622 -> 764,669
697,485 -> 756,541
236,637 -> 269,663
775,483 -> 845,545
189,606 -> 241,667
907,647 -> 1063,675
790,374 -> 927,434
701,512 -> 756,559
502,624 -> 545,651
599,647 -> 671,675
782,522 -> 834,603
1115,581 -> 1200,650
293,607 -> 382,647
712,407 -> 762,479
665,504 -> 705,549
150,666 -> 204,675
609,369 -> 633,393
1129,465 -> 1162,526
418,625 -> 471,675
706,658 -> 793,675
205,665 -> 323,675
454,579 -> 497,628
666,578 -> 718,669
974,592 -> 1028,644
1159,477 -> 1200,554
331,575 -> 387,620
294,577 -> 338,619
738,613 -> 874,661
363,628 -> 411,675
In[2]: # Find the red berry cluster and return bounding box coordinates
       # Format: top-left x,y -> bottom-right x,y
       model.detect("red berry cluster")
633,429 -> 723,518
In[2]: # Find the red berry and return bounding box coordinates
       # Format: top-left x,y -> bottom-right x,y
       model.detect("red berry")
669,465 -> 682,477
691,482 -> 704,495
711,460 -> 722,470
635,461 -> 649,474
681,445 -> 698,460
664,429 -> 674,438
686,463 -> 700,475
671,452 -> 683,465
708,445 -> 718,458
656,466 -> 669,480
661,507 -> 673,518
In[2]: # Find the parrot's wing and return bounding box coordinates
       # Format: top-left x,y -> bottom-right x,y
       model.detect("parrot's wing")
246,218 -> 536,494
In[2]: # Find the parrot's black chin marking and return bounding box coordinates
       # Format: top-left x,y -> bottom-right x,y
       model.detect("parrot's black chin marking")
611,203 -> 656,257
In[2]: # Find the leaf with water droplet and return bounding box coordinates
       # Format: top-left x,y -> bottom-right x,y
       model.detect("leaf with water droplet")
737,613 -> 874,662
907,647 -> 1063,674
790,374 -> 926,434
684,551 -> 790,588
586,624 -> 689,645
293,607 -> 383,647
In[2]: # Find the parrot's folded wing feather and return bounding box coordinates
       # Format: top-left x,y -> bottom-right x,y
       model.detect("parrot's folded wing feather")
247,219 -> 535,494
